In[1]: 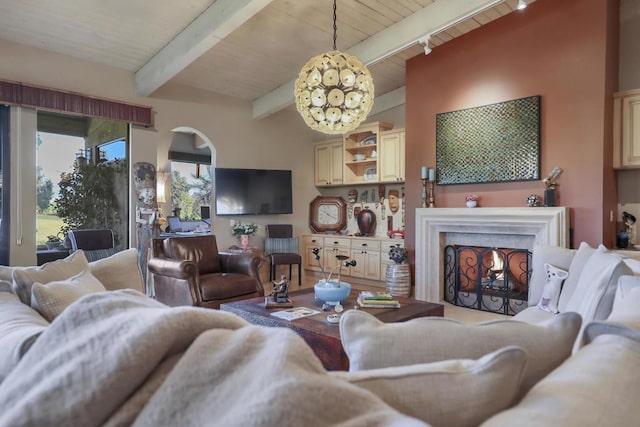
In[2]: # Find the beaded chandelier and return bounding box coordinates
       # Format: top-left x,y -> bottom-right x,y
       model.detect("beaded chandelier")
294,0 -> 374,134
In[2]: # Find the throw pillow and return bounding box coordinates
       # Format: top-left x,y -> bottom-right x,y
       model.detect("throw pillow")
30,269 -> 107,321
88,248 -> 144,293
623,257 -> 640,276
0,289 -> 49,383
330,346 -> 527,427
12,250 -> 89,306
0,266 -> 17,283
557,242 -> 598,312
564,250 -> 632,324
608,275 -> 640,323
339,309 -> 581,396
581,276 -> 640,346
528,243 -> 575,307
536,263 -> 568,314
582,321 -> 640,346
482,334 -> 640,427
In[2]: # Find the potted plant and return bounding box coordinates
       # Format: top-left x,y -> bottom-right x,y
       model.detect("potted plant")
45,234 -> 62,250
386,244 -> 411,297
231,222 -> 258,249
465,194 -> 479,208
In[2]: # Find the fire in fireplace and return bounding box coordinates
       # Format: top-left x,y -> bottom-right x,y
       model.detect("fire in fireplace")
443,245 -> 531,315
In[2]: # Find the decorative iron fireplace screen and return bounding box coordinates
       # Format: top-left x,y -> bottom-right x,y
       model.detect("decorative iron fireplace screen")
444,245 -> 532,315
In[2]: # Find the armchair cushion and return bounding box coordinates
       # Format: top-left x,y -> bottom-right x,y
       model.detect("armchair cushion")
200,273 -> 262,301
163,236 -> 222,274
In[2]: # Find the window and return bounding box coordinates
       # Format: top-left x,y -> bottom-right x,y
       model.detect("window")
170,160 -> 211,219
36,132 -> 84,244
35,112 -> 129,250
97,138 -> 126,162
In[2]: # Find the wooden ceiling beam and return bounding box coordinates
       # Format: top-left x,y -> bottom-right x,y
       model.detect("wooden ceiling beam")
252,0 -> 504,120
135,0 -> 274,97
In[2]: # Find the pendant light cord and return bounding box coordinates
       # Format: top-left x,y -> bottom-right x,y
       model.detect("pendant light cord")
333,0 -> 337,50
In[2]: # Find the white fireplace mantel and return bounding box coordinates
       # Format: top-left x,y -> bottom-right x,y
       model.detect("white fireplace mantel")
414,207 -> 569,302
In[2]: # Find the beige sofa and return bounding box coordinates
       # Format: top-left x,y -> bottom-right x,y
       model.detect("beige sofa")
0,247 -> 639,426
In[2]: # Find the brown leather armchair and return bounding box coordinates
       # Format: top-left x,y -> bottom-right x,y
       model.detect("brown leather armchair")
148,234 -> 264,309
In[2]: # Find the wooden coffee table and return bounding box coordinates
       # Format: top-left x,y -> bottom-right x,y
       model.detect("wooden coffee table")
220,287 -> 444,371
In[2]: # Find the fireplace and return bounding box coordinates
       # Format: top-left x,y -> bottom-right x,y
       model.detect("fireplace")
444,244 -> 531,315
415,207 -> 569,304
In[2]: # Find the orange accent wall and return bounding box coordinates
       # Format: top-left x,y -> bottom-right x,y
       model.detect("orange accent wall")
405,0 -> 619,262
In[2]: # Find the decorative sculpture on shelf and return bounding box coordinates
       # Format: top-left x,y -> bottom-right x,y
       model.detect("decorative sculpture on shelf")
265,276 -> 293,308
527,194 -> 541,207
542,166 -> 562,207
271,276 -> 290,303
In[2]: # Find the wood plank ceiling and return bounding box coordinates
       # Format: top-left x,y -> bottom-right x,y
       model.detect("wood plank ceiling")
0,0 -> 533,119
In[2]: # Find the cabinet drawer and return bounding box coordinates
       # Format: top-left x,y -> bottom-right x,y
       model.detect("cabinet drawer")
323,237 -> 351,249
351,239 -> 381,250
303,235 -> 324,247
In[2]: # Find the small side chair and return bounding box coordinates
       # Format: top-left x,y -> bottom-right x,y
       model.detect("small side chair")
67,228 -> 118,261
265,224 -> 302,286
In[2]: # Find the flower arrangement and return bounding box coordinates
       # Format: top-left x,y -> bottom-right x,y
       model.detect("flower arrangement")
311,247 -> 356,286
45,234 -> 63,250
46,234 -> 62,243
231,222 -> 258,236
389,244 -> 408,264
465,194 -> 479,202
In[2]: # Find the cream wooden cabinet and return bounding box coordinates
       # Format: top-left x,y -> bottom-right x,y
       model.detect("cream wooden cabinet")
614,89 -> 640,168
302,235 -> 325,272
303,234 -> 403,285
379,128 -> 405,182
322,236 -> 351,273
343,122 -> 393,184
350,238 -> 381,280
313,122 -> 405,187
315,139 -> 344,186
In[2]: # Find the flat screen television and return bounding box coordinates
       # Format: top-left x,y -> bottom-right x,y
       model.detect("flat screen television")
214,168 -> 293,216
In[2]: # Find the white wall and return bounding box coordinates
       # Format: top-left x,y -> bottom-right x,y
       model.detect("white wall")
0,38 -> 323,265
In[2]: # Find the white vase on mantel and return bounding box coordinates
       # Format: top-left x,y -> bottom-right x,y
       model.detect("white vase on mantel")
466,200 -> 477,208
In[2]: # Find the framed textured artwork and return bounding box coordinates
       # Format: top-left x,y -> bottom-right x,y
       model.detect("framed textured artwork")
435,95 -> 541,185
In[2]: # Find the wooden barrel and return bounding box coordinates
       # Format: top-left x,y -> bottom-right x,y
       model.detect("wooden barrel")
385,264 -> 411,298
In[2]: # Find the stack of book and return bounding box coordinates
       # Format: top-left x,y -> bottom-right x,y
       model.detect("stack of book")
357,291 -> 401,309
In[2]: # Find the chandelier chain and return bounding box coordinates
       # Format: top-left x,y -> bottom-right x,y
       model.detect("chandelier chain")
332,0 -> 337,50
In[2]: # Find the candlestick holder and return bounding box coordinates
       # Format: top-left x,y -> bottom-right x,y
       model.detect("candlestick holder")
427,180 -> 435,208
421,178 -> 428,208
